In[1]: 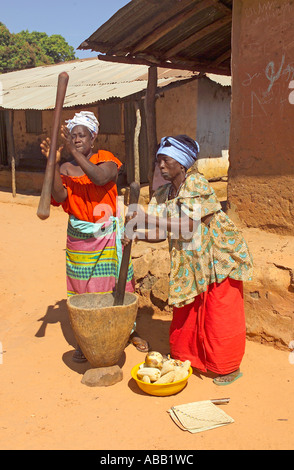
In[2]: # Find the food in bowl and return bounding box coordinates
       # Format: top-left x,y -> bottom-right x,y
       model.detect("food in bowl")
144,351 -> 164,369
131,353 -> 193,396
137,353 -> 191,384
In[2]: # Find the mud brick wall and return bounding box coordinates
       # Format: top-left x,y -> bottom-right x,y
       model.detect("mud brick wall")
228,0 -> 294,235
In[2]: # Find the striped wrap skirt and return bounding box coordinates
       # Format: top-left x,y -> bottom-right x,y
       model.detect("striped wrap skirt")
66,215 -> 135,297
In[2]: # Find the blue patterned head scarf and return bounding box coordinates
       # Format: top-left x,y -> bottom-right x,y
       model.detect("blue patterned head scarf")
156,135 -> 200,169
65,111 -> 99,137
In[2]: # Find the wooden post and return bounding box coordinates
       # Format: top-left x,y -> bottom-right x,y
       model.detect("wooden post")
11,155 -> 16,197
144,66 -> 158,199
5,110 -> 16,197
134,101 -> 141,184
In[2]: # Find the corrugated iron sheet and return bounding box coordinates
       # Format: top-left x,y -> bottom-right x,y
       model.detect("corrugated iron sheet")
79,0 -> 232,75
0,58 -> 201,110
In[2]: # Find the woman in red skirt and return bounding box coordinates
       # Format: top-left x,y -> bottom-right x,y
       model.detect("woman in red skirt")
127,135 -> 253,385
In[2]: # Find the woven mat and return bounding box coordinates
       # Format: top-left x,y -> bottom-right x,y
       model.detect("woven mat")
168,400 -> 234,433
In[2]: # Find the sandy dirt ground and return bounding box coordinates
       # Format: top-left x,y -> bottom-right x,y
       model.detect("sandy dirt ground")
0,192 -> 293,451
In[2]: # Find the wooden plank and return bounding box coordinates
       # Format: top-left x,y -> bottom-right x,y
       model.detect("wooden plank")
212,49 -> 231,66
133,0 -> 217,53
164,16 -> 232,58
106,0 -> 197,53
98,54 -> 231,75
211,0 -> 232,14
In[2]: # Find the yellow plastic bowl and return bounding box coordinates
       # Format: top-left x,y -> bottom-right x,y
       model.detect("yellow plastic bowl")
131,362 -> 193,397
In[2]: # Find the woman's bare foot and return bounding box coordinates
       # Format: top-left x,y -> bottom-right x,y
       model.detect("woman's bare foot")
129,332 -> 150,352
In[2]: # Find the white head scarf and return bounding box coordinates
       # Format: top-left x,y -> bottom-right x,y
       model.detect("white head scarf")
156,136 -> 200,169
65,111 -> 99,137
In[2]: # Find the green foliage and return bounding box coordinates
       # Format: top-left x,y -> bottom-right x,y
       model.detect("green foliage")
0,23 -> 76,73
0,23 -> 11,46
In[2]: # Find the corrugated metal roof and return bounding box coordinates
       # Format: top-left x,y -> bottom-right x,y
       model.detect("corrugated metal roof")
0,58 -> 201,110
79,0 -> 232,75
206,73 -> 231,87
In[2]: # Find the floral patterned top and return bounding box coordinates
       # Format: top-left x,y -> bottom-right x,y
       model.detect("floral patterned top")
148,172 -> 253,308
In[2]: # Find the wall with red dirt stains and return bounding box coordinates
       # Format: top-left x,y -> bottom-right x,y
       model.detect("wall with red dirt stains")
227,0 -> 294,235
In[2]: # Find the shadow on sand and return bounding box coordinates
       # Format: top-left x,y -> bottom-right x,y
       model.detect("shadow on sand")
34,300 -> 173,375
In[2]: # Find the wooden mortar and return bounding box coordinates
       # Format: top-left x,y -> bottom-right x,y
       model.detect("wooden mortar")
67,292 -> 138,368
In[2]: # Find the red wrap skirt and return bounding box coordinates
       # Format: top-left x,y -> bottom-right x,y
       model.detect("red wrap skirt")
170,278 -> 246,375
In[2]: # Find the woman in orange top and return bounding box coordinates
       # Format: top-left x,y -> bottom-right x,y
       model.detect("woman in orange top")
41,111 -> 148,361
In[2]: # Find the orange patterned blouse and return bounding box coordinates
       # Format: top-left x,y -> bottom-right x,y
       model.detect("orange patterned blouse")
52,150 -> 122,223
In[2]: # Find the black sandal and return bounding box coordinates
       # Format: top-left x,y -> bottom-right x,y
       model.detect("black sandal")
72,345 -> 87,363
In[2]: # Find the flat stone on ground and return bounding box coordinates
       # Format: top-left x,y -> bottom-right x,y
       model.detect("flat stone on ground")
81,365 -> 123,387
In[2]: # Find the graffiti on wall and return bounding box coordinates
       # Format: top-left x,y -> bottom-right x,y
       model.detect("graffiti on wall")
241,54 -> 294,118
240,0 -> 294,123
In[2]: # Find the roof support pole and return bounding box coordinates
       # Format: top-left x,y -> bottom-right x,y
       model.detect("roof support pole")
134,100 -> 141,185
4,110 -> 16,198
144,65 -> 158,199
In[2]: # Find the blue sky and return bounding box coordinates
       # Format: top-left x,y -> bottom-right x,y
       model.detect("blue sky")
1,0 -> 130,58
